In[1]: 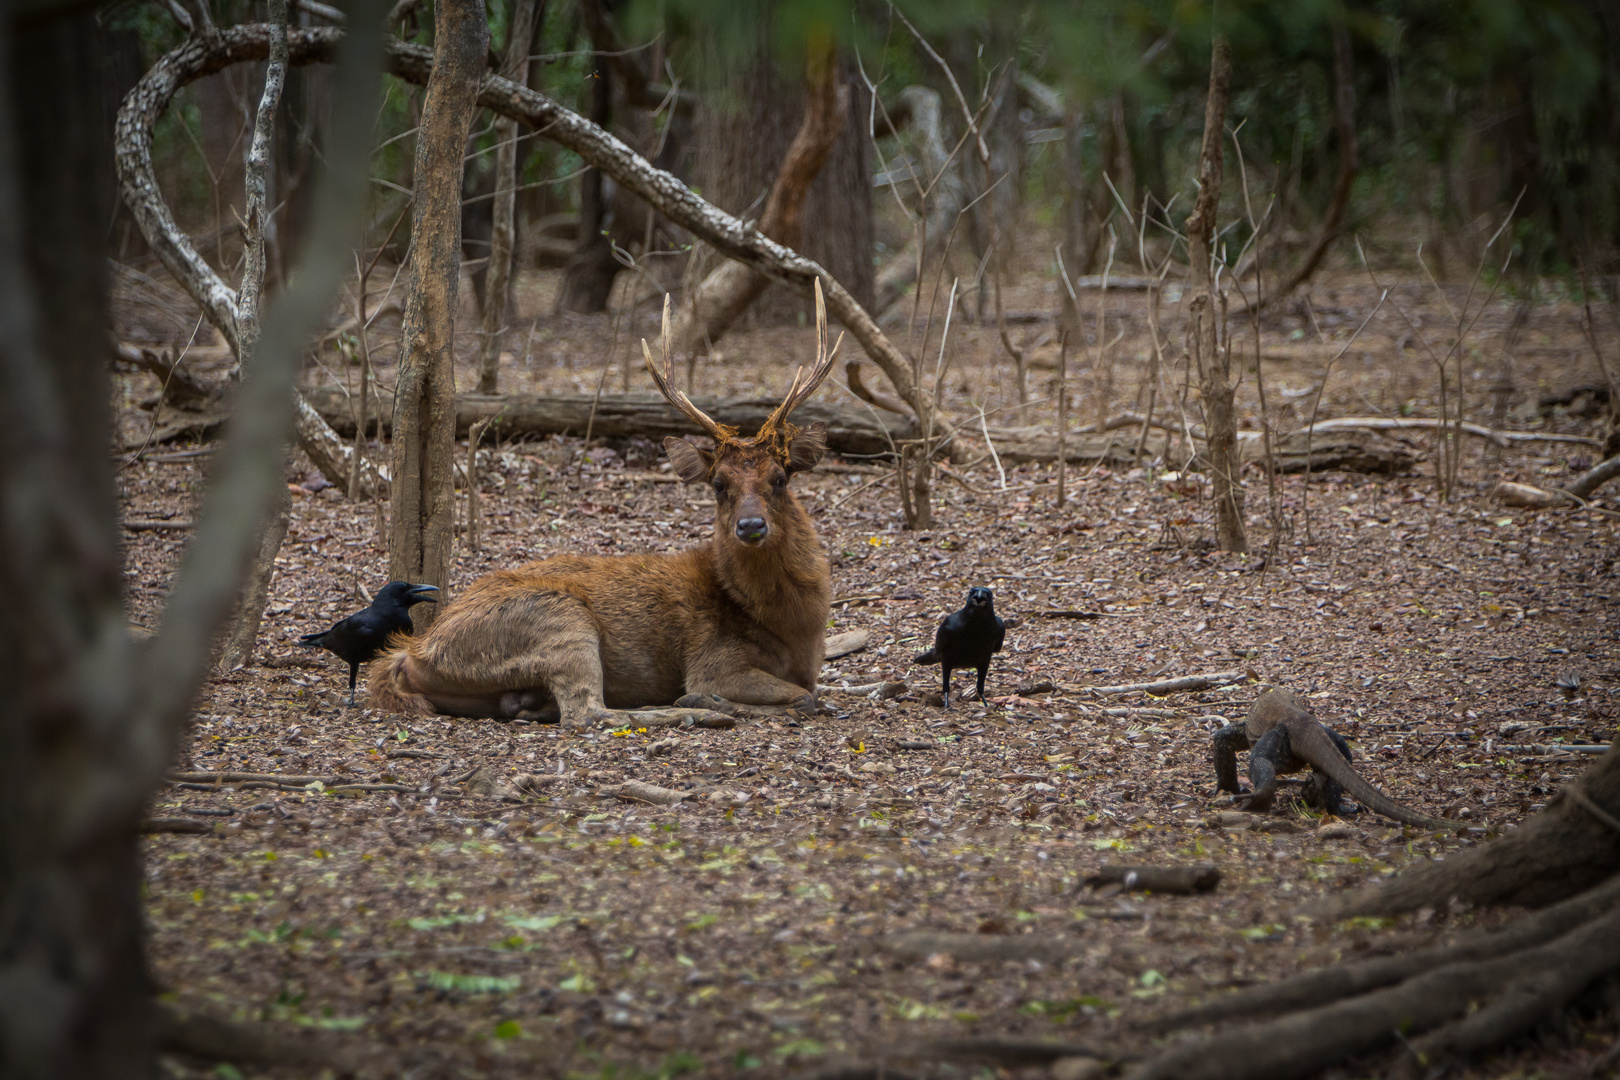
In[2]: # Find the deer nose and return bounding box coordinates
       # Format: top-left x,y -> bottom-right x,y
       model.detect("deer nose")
735,516 -> 768,543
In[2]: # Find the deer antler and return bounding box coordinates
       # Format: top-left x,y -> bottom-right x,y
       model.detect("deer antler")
761,278 -> 845,433
644,295 -> 737,444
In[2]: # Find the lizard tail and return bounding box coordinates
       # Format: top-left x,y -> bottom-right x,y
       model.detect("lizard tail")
1296,723 -> 1459,831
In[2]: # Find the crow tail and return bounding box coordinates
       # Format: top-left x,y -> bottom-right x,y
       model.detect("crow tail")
914,649 -> 939,665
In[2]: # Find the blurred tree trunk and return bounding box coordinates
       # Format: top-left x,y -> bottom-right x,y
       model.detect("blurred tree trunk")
477,0 -> 545,392
691,26 -> 872,327
1186,36 -> 1246,553
0,12 -> 154,1074
555,0 -> 618,314
390,0 -> 489,620
670,31 -> 849,358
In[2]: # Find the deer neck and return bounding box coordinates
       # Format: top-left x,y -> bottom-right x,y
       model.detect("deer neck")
712,500 -> 829,631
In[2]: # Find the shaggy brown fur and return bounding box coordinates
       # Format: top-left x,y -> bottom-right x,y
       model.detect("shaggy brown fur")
369,289 -> 841,727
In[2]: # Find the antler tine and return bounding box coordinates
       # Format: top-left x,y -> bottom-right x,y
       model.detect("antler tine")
643,295 -> 730,442
764,278 -> 845,428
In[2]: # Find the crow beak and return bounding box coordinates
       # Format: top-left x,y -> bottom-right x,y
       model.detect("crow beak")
408,584 -> 441,602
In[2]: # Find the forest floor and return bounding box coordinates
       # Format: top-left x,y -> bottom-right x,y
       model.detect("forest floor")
111,258 -> 1620,1079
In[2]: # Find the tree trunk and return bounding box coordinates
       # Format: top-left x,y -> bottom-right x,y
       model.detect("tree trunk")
0,8 -> 382,1076
871,85 -> 971,317
389,0 -> 488,623
1258,21 -> 1357,309
0,14 -> 156,1075
670,32 -> 849,358
1186,37 -> 1246,553
554,11 -> 617,315
476,0 -> 542,393
692,26 -> 873,327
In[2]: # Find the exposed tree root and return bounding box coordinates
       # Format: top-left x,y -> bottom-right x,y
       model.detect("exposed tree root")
1126,901 -> 1620,1080
1140,871 -> 1620,1034
158,1003 -> 361,1072
1315,746 -> 1620,919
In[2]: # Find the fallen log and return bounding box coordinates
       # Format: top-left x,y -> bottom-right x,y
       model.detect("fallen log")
304,386 -> 916,458
982,427 -> 1415,475
1254,429 -> 1417,475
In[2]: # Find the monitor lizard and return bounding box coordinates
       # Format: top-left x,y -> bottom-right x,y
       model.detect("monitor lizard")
1212,688 -> 1457,830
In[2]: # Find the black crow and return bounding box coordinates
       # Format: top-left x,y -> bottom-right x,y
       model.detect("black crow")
914,586 -> 1006,707
298,582 -> 439,705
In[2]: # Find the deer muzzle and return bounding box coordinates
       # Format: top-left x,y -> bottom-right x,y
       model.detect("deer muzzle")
735,495 -> 769,545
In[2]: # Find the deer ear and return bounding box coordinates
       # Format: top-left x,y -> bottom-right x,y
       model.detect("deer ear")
663,436 -> 713,483
785,421 -> 828,474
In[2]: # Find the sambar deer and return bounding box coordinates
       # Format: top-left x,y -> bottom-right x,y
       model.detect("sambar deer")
369,282 -> 843,727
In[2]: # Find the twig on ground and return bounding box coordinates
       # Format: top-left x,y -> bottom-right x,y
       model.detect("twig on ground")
1087,671 -> 1246,697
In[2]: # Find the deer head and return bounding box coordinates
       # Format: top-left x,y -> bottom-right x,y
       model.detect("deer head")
645,280 -> 843,547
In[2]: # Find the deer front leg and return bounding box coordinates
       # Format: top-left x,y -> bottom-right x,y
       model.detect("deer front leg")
685,667 -> 817,715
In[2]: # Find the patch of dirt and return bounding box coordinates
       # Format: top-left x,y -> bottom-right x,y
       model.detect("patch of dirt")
118,260 -> 1620,1079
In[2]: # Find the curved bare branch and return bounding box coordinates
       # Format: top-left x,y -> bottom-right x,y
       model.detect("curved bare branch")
117,23 -> 935,434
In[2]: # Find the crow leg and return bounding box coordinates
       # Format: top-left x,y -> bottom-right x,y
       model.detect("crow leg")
973,665 -> 988,702
941,665 -> 953,709
346,662 -> 360,708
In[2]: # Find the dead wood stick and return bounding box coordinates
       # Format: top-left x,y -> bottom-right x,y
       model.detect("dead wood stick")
167,771 -> 329,784
822,629 -> 870,660
880,932 -> 1087,963
1087,671 -> 1246,697
1140,871 -> 1620,1035
615,780 -> 687,806
124,518 -> 195,531
1298,415 -> 1602,447
465,414 -> 495,552
1087,864 -> 1221,894
816,680 -> 907,698
620,708 -> 738,730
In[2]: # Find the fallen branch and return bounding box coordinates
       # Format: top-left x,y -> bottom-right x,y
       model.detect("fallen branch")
1087,671 -> 1246,697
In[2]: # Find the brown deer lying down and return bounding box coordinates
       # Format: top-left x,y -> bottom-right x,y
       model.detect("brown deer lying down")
369,283 -> 844,727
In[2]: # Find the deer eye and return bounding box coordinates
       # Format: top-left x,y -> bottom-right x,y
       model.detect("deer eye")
712,478 -> 727,498
771,472 -> 787,491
